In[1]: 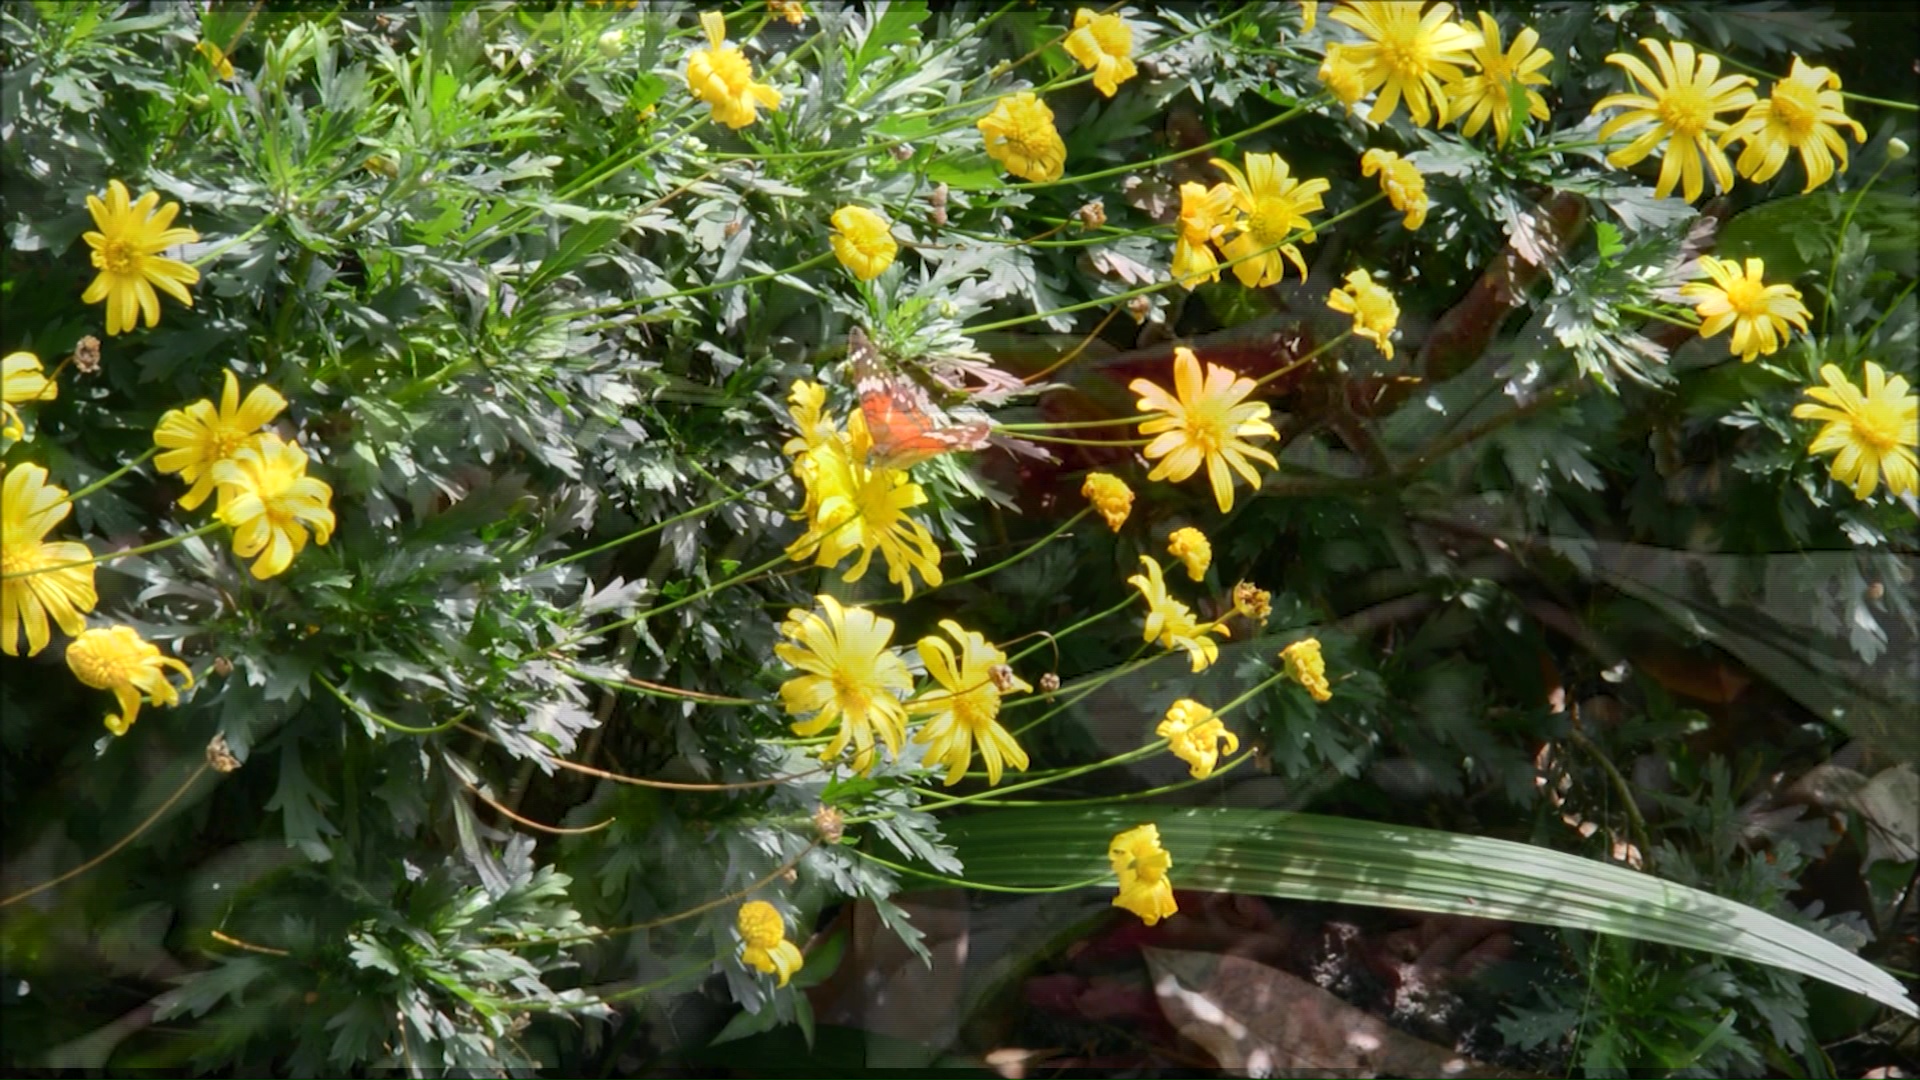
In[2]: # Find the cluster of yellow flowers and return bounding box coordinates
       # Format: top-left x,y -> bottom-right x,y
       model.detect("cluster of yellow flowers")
1316,3 -> 1548,146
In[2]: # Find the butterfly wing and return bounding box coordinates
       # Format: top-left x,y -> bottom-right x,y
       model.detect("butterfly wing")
850,327 -> 992,470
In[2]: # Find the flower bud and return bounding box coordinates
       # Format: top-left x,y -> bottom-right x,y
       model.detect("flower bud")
597,29 -> 624,58
1890,137 -> 1910,161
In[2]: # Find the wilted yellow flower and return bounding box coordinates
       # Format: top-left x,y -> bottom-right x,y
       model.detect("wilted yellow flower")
685,11 -> 780,129
81,180 -> 201,336
1446,12 -> 1552,148
153,370 -> 288,510
66,624 -> 193,736
3,352 -> 57,441
1279,638 -> 1332,702
1793,362 -> 1918,501
1064,9 -> 1137,98
1210,153 -> 1329,289
2,463 -> 98,657
1326,270 -> 1400,360
1167,526 -> 1211,581
1172,181 -> 1235,286
829,206 -> 898,281
210,434 -> 335,580
1677,256 -> 1809,363
737,901 -> 805,986
777,595 -> 914,774
1132,346 -> 1279,512
196,40 -> 235,81
1359,149 -> 1428,230
1129,555 -> 1227,673
978,92 -> 1067,183
785,410 -> 944,599
1109,824 -> 1177,925
1318,43 -> 1369,110
910,621 -> 1031,786
1592,39 -> 1756,203
1722,56 -> 1866,194
1156,699 -> 1239,780
1232,580 -> 1271,627
1082,472 -> 1135,531
1328,1 -> 1482,127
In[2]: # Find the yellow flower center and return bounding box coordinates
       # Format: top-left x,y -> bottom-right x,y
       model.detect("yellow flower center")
1770,81 -> 1820,141
1853,398 -> 1903,453
1722,277 -> 1769,317
831,669 -> 873,713
1247,196 -> 1295,247
1657,83 -> 1713,138
1002,115 -> 1054,159
67,635 -> 137,688
101,238 -> 138,275
707,48 -> 753,95
738,904 -> 784,948
1480,53 -> 1515,85
0,541 -> 41,577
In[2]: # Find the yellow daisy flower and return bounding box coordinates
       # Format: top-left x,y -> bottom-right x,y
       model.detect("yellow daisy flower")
153,370 -> 289,510
1156,699 -> 1239,780
1676,256 -> 1810,363
978,92 -> 1067,183
1722,56 -> 1866,194
210,434 -> 336,579
1,463 -> 98,657
781,379 -> 836,461
784,410 -> 944,599
1591,39 -> 1757,203
1279,638 -> 1332,702
1792,362 -> 1918,501
1359,149 -> 1428,230
685,11 -> 781,129
1131,345 -> 1279,513
1445,11 -> 1552,148
80,180 -> 201,337
776,595 -> 914,774
1171,180 -> 1236,286
1327,1 -> 1483,128
1082,471 -> 1135,531
829,206 -> 898,282
3,351 -> 57,441
1209,152 -> 1330,289
737,901 -> 805,987
1063,8 -> 1137,98
910,620 -> 1032,787
66,624 -> 194,736
1326,270 -> 1400,360
1109,823 -> 1178,925
1128,555 -> 1227,673
1318,43 -> 1369,111
1167,526 -> 1211,581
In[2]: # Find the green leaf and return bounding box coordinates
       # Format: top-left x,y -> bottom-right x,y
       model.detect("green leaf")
850,1 -> 930,81
936,806 -> 1918,1018
1594,220 -> 1623,267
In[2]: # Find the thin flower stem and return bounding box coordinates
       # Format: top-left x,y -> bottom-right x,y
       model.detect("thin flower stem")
852,846 -> 1111,893
1824,157 -> 1895,337
565,665 -> 762,707
967,750 -> 1253,806
317,673 -> 470,736
1,762 -> 212,908
965,194 -> 1386,335
561,554 -> 788,649
529,474 -> 783,573
1009,99 -> 1317,192
1860,277 -> 1918,346
1010,431 -> 1150,448
1008,595 -> 1135,664
997,415 -> 1145,431
1,522 -> 224,581
1020,304 -> 1125,385
1620,303 -> 1700,330
1709,49 -> 1918,112
942,507 -> 1093,587
63,447 -> 160,503
466,781 -> 614,836
574,252 -> 837,330
190,215 -> 277,268
460,721 -> 831,791
1250,330 -> 1351,388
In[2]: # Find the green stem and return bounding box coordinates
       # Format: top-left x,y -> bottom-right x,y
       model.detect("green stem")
1012,431 -> 1150,448
564,664 -> 761,707
942,507 -> 1092,587
1859,277 -> 1918,346
1251,330 -> 1350,388
190,216 -> 278,269
64,447 -> 160,503
529,474 -> 782,573
564,554 -> 787,647
316,673 -> 469,737
1008,594 -> 1134,664
852,846 -> 1111,893
997,415 -> 1146,432
1823,157 -> 1895,337
1620,303 -> 1700,330
1010,99 -> 1317,193
571,251 -> 836,331
2,522 -> 224,581
967,749 -> 1253,806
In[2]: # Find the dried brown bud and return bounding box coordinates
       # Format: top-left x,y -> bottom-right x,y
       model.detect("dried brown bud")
988,663 -> 1018,693
1128,295 -> 1153,323
72,335 -> 102,375
779,866 -> 799,884
1076,199 -> 1107,229
890,143 -> 915,162
1039,672 -> 1061,694
723,218 -> 744,239
1233,581 -> 1272,627
1867,581 -> 1885,601
206,733 -> 241,773
211,655 -> 234,677
929,182 -> 949,228
813,804 -> 845,844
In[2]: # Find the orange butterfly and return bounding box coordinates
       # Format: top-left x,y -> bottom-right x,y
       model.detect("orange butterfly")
850,327 -> 992,471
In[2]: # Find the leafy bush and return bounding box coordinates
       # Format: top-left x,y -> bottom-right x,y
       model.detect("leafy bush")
3,1 -> 1915,1075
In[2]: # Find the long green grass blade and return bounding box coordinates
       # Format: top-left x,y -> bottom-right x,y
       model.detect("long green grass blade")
931,806 -> 1917,1018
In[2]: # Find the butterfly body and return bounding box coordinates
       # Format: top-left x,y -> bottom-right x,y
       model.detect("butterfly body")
849,327 -> 993,471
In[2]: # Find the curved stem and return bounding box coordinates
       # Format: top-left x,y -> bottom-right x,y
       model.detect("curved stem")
1250,330 -> 1350,388
1,762 -> 212,907
1619,303 -> 1700,330
466,781 -> 614,836
853,846 -> 1111,893
968,749 -> 1253,806
1,522 -> 224,581
561,554 -> 786,649
565,664 -> 762,706
941,507 -> 1092,587
317,673 -> 469,736
529,474 -> 782,573
1009,99 -> 1317,192
1823,157 -> 1894,337
64,447 -> 160,503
